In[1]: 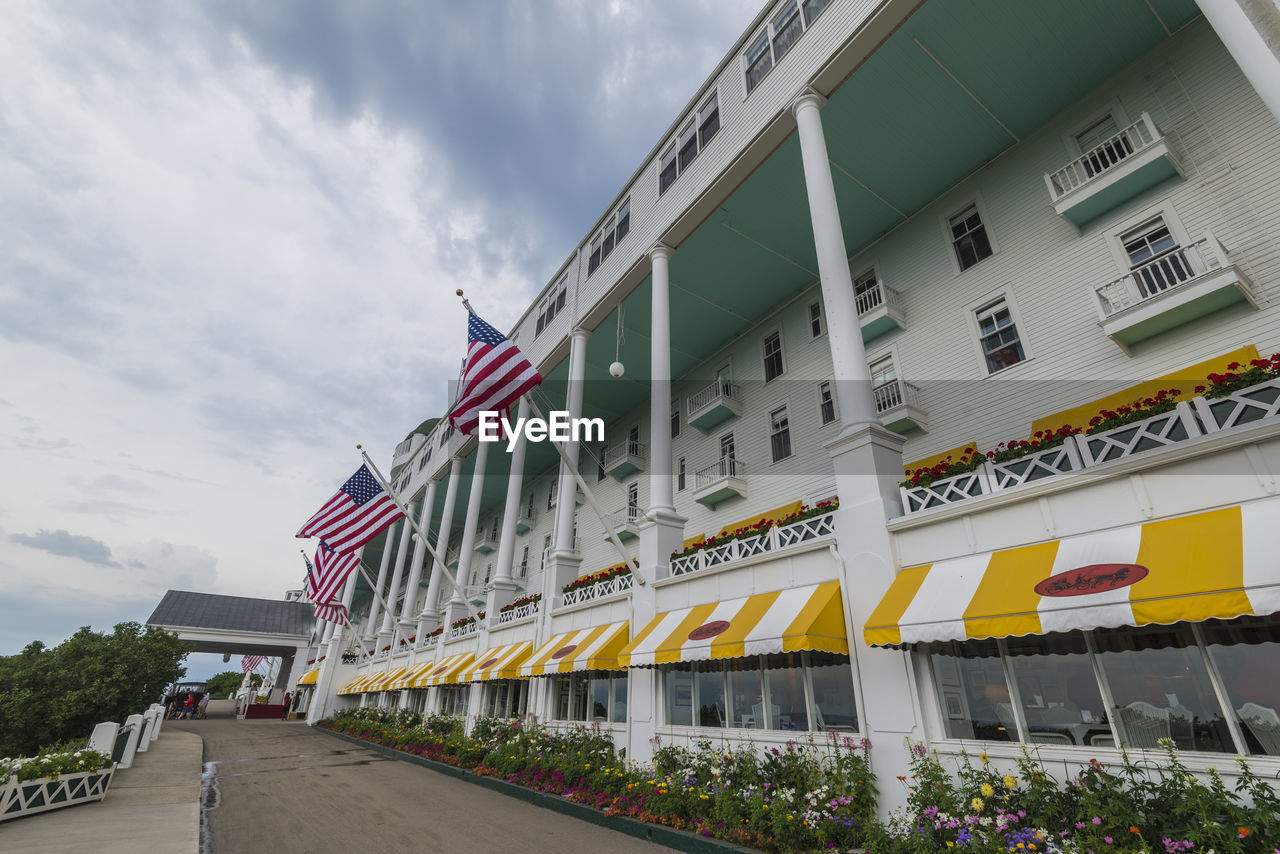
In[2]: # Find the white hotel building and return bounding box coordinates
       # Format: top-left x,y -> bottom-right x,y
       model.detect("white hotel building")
298,0 -> 1280,802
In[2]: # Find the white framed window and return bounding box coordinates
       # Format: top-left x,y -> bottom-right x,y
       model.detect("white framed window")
588,198 -> 631,275
763,330 -> 784,382
678,456 -> 686,491
868,355 -> 901,413
743,0 -> 833,95
719,432 -> 736,462
972,294 -> 1027,374
658,92 -> 720,195
744,33 -> 773,94
949,204 -> 994,272
547,479 -> 558,511
535,275 -> 569,336
808,300 -> 824,337
819,381 -> 836,425
671,399 -> 681,438
519,546 -> 529,578
770,1 -> 803,62
852,267 -> 882,316
769,406 -> 792,462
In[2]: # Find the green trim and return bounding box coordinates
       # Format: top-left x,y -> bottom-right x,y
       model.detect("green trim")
317,727 -> 761,854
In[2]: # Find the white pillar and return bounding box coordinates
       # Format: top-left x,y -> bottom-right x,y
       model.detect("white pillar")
363,525 -> 397,642
378,505 -> 416,642
489,397 -> 530,613
448,441 -> 489,618
421,457 -> 463,627
1196,0 -> 1280,125
648,245 -> 677,516
792,90 -> 880,432
554,328 -> 589,556
399,480 -> 438,627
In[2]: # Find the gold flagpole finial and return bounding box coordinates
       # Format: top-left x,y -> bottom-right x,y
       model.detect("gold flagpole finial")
355,443 -> 363,450
456,288 -> 475,313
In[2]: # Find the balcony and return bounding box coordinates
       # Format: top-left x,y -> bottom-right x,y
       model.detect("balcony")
494,598 -> 541,625
1044,113 -> 1181,227
603,506 -> 643,541
873,379 -> 928,434
856,280 -> 906,342
515,509 -> 536,535
693,458 -> 747,508
1092,232 -> 1256,354
560,573 -> 633,608
474,528 -> 498,554
604,440 -> 647,480
687,380 -> 742,432
670,510 -> 837,577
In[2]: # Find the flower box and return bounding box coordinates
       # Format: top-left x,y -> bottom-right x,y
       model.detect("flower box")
901,469 -> 988,513
1076,400 -> 1201,466
0,767 -> 115,822
1193,376 -> 1280,432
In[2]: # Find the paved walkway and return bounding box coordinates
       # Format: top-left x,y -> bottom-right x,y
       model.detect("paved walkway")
0,720 -> 202,854
170,712 -> 678,854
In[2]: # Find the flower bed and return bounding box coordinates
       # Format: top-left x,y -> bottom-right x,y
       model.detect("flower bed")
499,594 -> 541,615
671,500 -> 839,561
0,748 -> 114,822
318,710 -> 1280,853
450,612 -> 486,630
562,561 -> 635,595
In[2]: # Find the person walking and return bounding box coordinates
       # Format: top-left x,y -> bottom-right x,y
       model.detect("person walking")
281,692 -> 293,720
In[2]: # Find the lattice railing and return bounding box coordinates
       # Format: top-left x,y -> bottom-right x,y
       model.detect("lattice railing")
669,511 -> 837,577
1077,402 -> 1202,466
987,441 -> 1083,490
560,573 -> 634,608
447,621 -> 480,640
901,470 -> 989,514
1193,378 -> 1280,433
494,600 -> 540,625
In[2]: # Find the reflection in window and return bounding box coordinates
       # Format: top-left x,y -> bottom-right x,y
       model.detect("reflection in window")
611,674 -> 628,724
810,658 -> 858,731
695,665 -> 726,727
1094,624 -> 1232,753
666,666 -> 693,727
764,653 -> 808,731
728,658 -> 763,728
1203,616 -> 1280,756
929,639 -> 1013,742
1005,632 -> 1109,748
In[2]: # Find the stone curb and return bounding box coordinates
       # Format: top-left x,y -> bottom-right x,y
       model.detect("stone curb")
317,727 -> 760,854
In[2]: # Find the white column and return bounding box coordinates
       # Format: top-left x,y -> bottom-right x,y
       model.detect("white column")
553,327 -> 590,556
489,397 -> 530,614
421,457 -> 463,627
1196,0 -> 1280,125
647,245 -> 677,516
399,479 -> 438,627
792,90 -> 880,432
363,525 -> 396,642
449,441 -> 489,616
378,503 -> 416,644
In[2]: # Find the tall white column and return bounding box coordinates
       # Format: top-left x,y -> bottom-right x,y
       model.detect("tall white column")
448,440 -> 489,620
378,502 -> 416,643
307,546 -> 363,725
792,90 -> 880,432
1196,0 -> 1280,124
489,397 -> 530,614
420,457 -> 463,627
363,527 -> 396,642
399,480 -> 438,628
648,245 -> 677,516
554,328 -> 590,555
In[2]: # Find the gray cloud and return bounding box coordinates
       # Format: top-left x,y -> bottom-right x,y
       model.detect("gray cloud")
114,540 -> 219,591
10,529 -> 120,566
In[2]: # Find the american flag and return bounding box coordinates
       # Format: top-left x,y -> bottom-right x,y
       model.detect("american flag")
296,464 -> 403,553
447,312 -> 541,435
307,541 -> 360,610
241,655 -> 266,672
313,601 -> 349,626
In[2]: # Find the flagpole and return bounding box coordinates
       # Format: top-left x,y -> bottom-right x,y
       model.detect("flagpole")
358,446 -> 481,620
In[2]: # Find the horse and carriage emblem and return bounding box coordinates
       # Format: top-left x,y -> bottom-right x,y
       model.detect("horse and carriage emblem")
1033,563 -> 1149,598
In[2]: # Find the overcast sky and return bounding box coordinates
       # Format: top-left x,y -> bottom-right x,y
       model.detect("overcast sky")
0,1 -> 760,679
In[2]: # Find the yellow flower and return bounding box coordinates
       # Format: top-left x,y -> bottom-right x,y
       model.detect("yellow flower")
980,783 -> 994,797
979,751 -> 990,765
1003,774 -> 1017,789
971,797 -> 984,812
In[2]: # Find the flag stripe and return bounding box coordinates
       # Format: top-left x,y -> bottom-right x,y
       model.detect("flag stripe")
447,313 -> 541,435
295,464 -> 404,554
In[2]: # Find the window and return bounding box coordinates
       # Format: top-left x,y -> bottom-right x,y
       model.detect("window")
598,443 -> 608,481
853,268 -> 881,316
547,480 -> 558,511
484,680 -> 527,719
720,432 -> 736,461
418,447 -> 432,471
525,492 -> 535,519
678,457 -> 686,491
627,482 -> 639,519
763,331 -> 784,382
658,93 -> 719,195
627,425 -> 640,455
535,276 -> 569,336
588,198 -> 631,275
671,400 -> 680,438
808,301 -> 824,337
1076,114 -> 1134,177
771,1 -> 802,61
819,381 -> 836,425
440,423 -> 455,447
1121,217 -> 1191,297
770,406 -> 792,462
519,546 -> 529,578
551,672 -> 628,722
744,33 -> 773,94
744,0 -> 831,94
801,0 -> 832,25
974,297 -> 1026,373
484,563 -> 493,584
949,205 -> 993,271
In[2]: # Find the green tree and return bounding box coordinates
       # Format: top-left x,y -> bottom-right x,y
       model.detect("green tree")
205,670 -> 261,697
0,622 -> 188,757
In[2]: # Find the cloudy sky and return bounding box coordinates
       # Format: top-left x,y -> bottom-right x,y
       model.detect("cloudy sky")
0,1 -> 759,679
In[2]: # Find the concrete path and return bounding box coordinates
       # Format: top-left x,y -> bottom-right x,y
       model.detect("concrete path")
170,710 -> 678,854
0,722 -> 202,854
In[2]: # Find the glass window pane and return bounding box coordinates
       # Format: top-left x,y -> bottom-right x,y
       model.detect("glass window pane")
763,653 -> 808,731
554,676 -> 571,721
1202,615 -> 1280,756
665,666 -> 693,726
572,675 -> 590,722
589,676 -> 610,721
727,658 -> 763,728
1095,624 -> 1233,753
611,674 -> 628,724
929,639 -> 1014,741
695,665 -> 726,727
1004,632 -> 1110,748
810,652 -> 858,731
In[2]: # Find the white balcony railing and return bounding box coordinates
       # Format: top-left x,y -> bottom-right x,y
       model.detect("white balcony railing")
1094,234 -> 1233,317
494,599 -> 541,625
447,620 -> 480,640
560,573 -> 634,608
872,379 -> 922,414
1046,113 -> 1160,199
855,280 -> 902,317
605,440 -> 647,468
415,634 -> 440,650
604,505 -> 643,538
696,457 -> 745,490
669,511 -> 837,577
689,379 -> 741,413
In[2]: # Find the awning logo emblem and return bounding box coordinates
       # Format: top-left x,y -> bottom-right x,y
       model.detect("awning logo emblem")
478,658 -> 500,669
551,644 -> 578,659
688,620 -> 731,641
1035,564 -> 1148,598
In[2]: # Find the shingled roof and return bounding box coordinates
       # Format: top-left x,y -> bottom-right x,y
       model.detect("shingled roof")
147,590 -> 314,637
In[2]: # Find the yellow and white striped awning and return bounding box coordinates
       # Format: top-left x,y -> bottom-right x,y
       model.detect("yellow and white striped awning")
463,642 -> 534,682
619,582 -> 847,667
295,668 -> 319,686
865,501 -> 1280,647
390,661 -> 434,691
363,667 -> 408,692
420,652 -> 476,687
521,622 -> 630,676
337,674 -> 372,695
